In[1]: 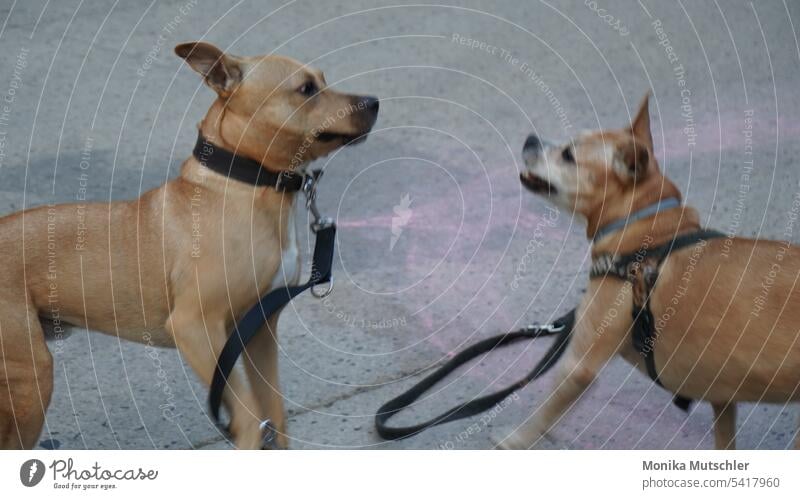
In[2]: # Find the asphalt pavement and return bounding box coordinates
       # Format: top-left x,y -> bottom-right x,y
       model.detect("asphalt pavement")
0,0 -> 798,449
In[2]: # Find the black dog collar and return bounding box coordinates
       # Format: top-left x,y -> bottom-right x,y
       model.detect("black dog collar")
192,132 -> 305,191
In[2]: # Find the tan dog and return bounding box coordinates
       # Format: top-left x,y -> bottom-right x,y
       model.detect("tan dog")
0,41 -> 378,449
497,95 -> 800,449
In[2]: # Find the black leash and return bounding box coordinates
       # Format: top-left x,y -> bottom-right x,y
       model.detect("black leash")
375,309 -> 576,440
208,220 -> 335,424
196,137 -> 337,436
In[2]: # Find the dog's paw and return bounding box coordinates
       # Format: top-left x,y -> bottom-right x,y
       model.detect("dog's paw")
490,429 -> 566,449
490,430 -> 534,450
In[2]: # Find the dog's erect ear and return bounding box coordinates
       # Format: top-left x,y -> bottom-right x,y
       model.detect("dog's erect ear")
629,92 -> 653,150
613,93 -> 653,182
175,42 -> 242,96
614,137 -> 650,182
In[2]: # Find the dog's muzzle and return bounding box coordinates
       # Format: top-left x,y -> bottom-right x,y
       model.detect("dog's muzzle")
522,133 -> 555,165
353,95 -> 379,143
316,96 -> 379,146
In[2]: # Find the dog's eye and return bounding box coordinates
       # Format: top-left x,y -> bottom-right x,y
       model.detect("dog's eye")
561,147 -> 575,163
298,81 -> 318,97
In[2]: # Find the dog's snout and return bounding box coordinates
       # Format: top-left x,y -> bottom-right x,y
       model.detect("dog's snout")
524,134 -> 542,152
361,96 -> 379,113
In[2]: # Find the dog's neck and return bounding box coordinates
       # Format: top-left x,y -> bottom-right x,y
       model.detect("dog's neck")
203,99 -> 304,169
181,100 -> 308,198
592,197 -> 681,242
589,174 -> 701,257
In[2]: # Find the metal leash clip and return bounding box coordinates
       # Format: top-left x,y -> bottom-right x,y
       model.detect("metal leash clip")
303,171 -> 334,233
521,322 -> 565,336
303,171 -> 334,299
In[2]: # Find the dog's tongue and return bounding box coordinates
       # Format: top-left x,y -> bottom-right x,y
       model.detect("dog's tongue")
520,172 -> 557,195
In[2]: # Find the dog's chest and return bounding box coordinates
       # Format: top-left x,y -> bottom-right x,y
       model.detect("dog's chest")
196,196 -> 303,323
269,207 -> 300,290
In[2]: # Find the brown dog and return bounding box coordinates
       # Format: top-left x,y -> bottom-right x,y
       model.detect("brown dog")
496,95 -> 800,449
0,41 -> 378,449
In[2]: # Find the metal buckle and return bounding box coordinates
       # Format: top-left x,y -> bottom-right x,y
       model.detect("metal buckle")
311,217 -> 334,233
311,279 -> 334,298
274,171 -> 288,191
301,170 -> 316,195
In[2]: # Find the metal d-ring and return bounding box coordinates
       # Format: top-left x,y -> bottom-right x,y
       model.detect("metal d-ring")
311,278 -> 333,299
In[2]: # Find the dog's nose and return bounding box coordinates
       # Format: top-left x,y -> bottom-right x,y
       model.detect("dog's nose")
361,96 -> 379,113
524,134 -> 541,151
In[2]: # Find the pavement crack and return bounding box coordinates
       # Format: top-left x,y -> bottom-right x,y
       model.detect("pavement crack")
286,366 -> 432,418
189,365 -> 433,449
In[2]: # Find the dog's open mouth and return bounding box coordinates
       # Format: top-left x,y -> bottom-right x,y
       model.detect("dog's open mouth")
520,171 -> 557,195
317,132 -> 368,145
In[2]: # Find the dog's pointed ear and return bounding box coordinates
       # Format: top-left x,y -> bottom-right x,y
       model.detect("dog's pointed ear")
175,42 -> 242,96
629,92 -> 653,150
614,138 -> 650,182
614,93 -> 653,182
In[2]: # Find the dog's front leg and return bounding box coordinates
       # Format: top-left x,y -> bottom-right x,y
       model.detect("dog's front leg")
242,315 -> 288,449
711,402 -> 737,450
494,353 -> 596,449
0,306 -> 53,449
795,414 -> 800,450
495,306 -> 624,449
167,306 -> 264,449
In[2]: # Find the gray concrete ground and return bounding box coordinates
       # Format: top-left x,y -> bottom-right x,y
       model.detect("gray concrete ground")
0,0 -> 798,449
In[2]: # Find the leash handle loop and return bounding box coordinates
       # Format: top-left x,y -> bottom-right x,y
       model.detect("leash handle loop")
374,309 -> 576,440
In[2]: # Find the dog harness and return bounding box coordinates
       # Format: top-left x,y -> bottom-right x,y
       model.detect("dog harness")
589,217 -> 725,410
194,133 -> 336,447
